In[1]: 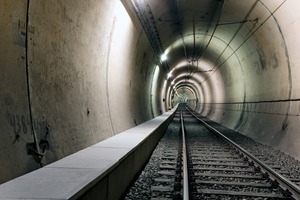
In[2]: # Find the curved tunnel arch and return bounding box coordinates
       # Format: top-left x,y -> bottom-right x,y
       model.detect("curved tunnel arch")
151,0 -> 300,160
173,84 -> 198,109
159,30 -> 249,108
1,0 -> 300,184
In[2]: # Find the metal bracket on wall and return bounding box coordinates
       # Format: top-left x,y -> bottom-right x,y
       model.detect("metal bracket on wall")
26,125 -> 50,167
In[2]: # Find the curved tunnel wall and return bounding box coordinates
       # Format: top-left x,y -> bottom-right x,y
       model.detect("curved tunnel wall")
161,1 -> 300,160
0,0 -> 159,183
206,0 -> 300,160
1,0 -> 300,184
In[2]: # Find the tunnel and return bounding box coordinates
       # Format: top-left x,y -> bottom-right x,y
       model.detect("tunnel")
1,0 -> 300,187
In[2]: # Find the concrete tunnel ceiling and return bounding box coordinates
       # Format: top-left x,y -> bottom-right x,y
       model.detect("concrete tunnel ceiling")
127,0 -> 289,108
124,0 -> 300,159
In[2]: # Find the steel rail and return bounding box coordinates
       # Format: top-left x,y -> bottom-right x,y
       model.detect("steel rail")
186,107 -> 300,200
180,112 -> 189,200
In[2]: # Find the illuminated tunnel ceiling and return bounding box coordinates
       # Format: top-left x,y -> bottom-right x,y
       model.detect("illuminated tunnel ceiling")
123,0 -> 300,159
124,0 -> 291,110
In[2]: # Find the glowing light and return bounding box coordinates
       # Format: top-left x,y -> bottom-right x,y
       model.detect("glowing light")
167,72 -> 172,79
161,53 -> 167,62
171,81 -> 175,85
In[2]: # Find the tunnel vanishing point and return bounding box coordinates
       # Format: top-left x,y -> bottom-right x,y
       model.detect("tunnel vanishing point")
1,0 -> 300,184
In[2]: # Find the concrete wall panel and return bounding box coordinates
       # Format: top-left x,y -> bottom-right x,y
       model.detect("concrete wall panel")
0,0 -> 156,183
193,1 -> 300,160
2,0 -> 300,185
0,0 -> 41,183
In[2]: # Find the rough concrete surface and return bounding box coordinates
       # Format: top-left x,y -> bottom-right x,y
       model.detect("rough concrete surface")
1,0 -> 300,186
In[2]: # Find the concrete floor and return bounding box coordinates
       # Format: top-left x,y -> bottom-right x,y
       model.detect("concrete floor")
1,0 -> 300,183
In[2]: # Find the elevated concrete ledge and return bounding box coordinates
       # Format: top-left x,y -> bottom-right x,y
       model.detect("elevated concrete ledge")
0,106 -> 177,200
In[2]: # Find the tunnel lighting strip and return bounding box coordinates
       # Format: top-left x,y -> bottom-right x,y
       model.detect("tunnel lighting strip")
180,112 -> 189,200
130,0 -> 170,73
186,107 -> 300,200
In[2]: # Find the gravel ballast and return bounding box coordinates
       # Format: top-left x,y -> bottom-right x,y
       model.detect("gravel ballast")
124,112 -> 300,199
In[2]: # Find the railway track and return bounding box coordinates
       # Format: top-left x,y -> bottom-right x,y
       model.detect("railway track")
125,104 -> 300,199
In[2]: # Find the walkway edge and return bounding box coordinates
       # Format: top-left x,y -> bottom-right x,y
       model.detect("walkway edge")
0,105 -> 178,200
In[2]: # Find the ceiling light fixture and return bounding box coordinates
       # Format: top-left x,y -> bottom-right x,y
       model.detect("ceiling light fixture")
161,53 -> 167,62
